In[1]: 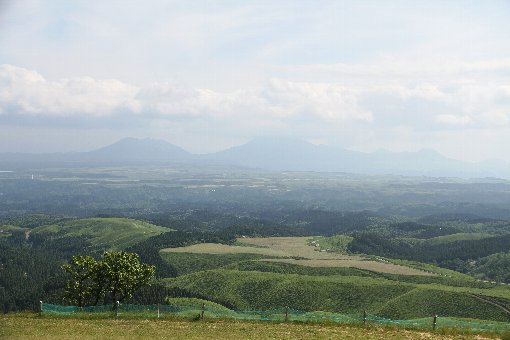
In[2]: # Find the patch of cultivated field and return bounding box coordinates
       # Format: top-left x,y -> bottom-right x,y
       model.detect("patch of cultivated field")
162,237 -> 432,276
164,242 -> 291,257
259,259 -> 432,276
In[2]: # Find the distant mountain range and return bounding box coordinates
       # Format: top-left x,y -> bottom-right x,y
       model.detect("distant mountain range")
1,137 -> 509,179
83,137 -> 191,163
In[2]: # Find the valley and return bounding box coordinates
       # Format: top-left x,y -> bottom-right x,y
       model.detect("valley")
1,162 -> 510,335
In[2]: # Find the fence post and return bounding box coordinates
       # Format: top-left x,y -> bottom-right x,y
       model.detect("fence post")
201,303 -> 205,320
363,310 -> 367,325
432,315 -> 438,331
39,300 -> 43,316
285,306 -> 288,322
116,301 -> 120,318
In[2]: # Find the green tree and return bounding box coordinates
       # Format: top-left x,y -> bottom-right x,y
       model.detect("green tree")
62,255 -> 99,307
98,251 -> 156,305
62,251 -> 155,307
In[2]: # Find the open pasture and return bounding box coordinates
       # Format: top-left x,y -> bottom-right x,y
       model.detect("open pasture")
162,237 -> 433,276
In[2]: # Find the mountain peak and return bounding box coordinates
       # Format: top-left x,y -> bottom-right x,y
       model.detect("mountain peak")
85,137 -> 191,162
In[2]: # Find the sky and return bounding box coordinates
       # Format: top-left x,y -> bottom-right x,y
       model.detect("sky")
0,0 -> 510,161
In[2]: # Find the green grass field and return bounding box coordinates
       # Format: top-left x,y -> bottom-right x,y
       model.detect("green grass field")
163,269 -> 510,322
160,252 -> 270,276
32,217 -> 171,250
1,314 -> 506,340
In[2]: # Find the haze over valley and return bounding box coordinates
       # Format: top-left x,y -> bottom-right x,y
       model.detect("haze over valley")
2,137 -> 510,179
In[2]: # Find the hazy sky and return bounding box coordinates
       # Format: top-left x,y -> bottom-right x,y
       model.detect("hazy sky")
1,1 -> 510,161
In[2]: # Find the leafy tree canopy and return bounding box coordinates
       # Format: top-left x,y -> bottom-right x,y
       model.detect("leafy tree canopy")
62,251 -> 155,307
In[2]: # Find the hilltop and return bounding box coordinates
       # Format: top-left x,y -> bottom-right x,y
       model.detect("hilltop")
32,217 -> 171,251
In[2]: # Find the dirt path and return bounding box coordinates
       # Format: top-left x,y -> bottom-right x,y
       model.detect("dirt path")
467,293 -> 510,315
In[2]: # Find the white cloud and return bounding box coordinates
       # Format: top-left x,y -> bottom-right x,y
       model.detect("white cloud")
435,114 -> 473,126
0,64 -> 373,125
0,64 -> 137,117
1,61 -> 510,160
480,110 -> 510,125
262,79 -> 372,123
2,62 -> 509,133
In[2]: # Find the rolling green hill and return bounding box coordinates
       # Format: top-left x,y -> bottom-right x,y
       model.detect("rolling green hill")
32,217 -> 171,250
375,288 -> 509,321
158,235 -> 510,324
163,269 -> 510,322
160,252 -> 270,276
164,269 -> 413,312
0,225 -> 28,238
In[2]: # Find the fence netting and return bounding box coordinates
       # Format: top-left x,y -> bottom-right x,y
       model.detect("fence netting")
41,302 -> 510,333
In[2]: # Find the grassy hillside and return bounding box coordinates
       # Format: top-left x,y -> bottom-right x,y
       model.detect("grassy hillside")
159,236 -> 510,323
32,217 -> 171,250
223,261 -> 494,288
160,252 -> 269,276
164,269 -> 510,322
165,270 -> 412,313
375,288 -> 509,321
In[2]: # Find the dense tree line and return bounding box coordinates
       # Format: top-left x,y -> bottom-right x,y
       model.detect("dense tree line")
0,237 -> 68,312
471,252 -> 510,283
348,232 -> 510,275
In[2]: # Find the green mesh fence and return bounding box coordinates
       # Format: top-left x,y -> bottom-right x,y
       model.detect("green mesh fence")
41,302 -> 510,333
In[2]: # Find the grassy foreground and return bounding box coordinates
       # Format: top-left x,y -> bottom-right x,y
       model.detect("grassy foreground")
1,314 -> 506,340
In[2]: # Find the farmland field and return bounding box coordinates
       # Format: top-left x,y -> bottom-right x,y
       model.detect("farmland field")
161,237 -> 433,276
